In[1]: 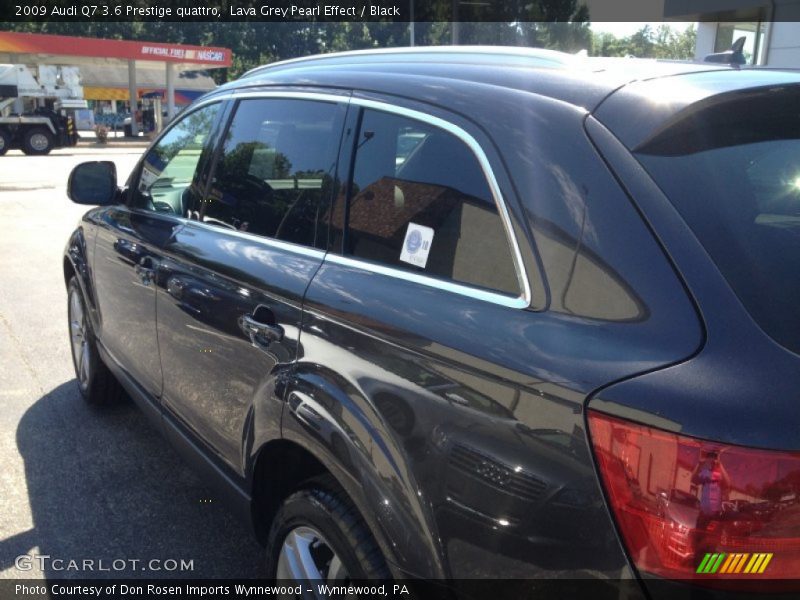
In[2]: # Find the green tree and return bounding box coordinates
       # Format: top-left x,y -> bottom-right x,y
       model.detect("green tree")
1,1 -> 597,82
591,24 -> 696,60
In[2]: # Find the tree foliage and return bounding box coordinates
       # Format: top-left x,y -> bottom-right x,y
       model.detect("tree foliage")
1,12 -> 696,84
0,0 -> 592,81
591,24 -> 697,60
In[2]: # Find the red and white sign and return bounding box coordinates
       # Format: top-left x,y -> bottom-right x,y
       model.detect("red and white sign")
0,31 -> 232,67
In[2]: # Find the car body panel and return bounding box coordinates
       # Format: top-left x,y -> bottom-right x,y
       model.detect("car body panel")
285,90 -> 703,582
62,52 -> 800,592
92,207 -> 180,398
64,217 -> 97,320
594,69 -> 800,151
156,221 -> 318,473
585,115 -> 800,452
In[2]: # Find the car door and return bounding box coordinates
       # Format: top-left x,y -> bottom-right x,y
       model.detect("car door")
155,93 -> 349,472
283,95 -> 626,580
286,95 -> 706,581
92,101 -> 223,400
285,101 -> 548,578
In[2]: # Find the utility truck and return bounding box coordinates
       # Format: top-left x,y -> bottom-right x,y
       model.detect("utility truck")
0,64 -> 84,155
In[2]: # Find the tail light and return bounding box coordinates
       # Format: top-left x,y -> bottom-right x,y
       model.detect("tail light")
588,411 -> 800,581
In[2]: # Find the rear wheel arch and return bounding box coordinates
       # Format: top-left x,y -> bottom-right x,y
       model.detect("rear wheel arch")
272,369 -> 450,579
250,439 -> 328,545
265,474 -> 392,581
249,439 -> 400,577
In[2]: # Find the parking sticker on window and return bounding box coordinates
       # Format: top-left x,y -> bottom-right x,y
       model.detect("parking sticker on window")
400,222 -> 434,268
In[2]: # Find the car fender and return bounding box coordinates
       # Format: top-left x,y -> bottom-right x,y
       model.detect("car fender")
278,364 -> 448,580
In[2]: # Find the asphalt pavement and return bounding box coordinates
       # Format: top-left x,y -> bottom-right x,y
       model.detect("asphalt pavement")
0,147 -> 263,579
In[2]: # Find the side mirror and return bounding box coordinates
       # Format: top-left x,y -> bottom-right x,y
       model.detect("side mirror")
67,161 -> 118,205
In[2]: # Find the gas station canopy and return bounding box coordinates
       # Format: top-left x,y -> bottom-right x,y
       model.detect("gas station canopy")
0,31 -> 232,134
0,31 -> 231,70
79,64 -> 217,103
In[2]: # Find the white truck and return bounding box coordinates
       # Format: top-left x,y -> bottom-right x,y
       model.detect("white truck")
0,64 -> 85,155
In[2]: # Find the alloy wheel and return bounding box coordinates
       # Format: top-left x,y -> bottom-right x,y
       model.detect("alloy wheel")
69,287 -> 91,389
276,525 -> 349,589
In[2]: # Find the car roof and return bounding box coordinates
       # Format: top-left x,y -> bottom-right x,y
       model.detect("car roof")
213,46 -> 800,139
240,45 -> 721,82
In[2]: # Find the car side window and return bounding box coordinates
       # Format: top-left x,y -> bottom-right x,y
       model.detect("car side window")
343,108 -> 520,296
130,102 -> 220,215
201,98 -> 342,250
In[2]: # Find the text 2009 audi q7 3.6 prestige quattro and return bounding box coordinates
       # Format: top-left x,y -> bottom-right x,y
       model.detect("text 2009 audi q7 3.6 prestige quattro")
63,47 -> 800,597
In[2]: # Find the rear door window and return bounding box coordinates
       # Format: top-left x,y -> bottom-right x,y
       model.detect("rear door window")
342,108 -> 520,296
202,98 -> 344,250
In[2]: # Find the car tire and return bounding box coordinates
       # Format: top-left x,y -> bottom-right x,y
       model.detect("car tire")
0,128 -> 10,155
67,276 -> 124,405
265,476 -> 391,583
22,127 -> 54,155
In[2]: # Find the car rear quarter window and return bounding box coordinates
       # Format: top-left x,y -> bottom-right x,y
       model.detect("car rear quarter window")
341,108 -> 520,297
201,98 -> 343,249
635,84 -> 800,354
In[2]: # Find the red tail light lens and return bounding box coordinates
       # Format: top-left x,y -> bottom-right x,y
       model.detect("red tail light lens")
588,411 -> 800,581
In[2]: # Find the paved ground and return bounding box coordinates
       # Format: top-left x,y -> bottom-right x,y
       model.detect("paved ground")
0,148 -> 263,579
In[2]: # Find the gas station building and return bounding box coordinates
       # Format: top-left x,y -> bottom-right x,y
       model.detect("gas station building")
0,31 -> 232,135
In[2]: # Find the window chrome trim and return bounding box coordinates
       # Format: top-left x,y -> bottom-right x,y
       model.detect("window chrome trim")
346,97 -> 531,307
232,90 -> 352,104
325,253 -> 527,309
191,89 -> 532,309
189,220 -> 525,309
187,220 -> 328,260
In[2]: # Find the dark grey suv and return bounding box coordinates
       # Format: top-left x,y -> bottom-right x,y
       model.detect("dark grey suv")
63,47 -> 800,597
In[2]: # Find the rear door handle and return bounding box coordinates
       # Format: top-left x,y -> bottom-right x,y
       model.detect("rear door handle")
134,256 -> 156,286
240,313 -> 284,347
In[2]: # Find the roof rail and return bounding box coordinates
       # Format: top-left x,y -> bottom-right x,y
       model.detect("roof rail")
240,45 -> 579,79
704,36 -> 747,66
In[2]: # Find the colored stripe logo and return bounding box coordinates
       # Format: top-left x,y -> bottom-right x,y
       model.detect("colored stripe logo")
697,552 -> 773,574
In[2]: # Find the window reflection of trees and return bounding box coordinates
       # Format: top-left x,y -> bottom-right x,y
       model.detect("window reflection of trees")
201,100 -> 338,249
206,141 -> 331,237
133,105 -> 219,215
144,108 -> 217,187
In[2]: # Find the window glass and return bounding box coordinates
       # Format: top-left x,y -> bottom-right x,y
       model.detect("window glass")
714,22 -> 766,65
636,84 -> 800,354
202,99 -> 341,249
343,109 -> 519,296
132,102 -> 220,215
